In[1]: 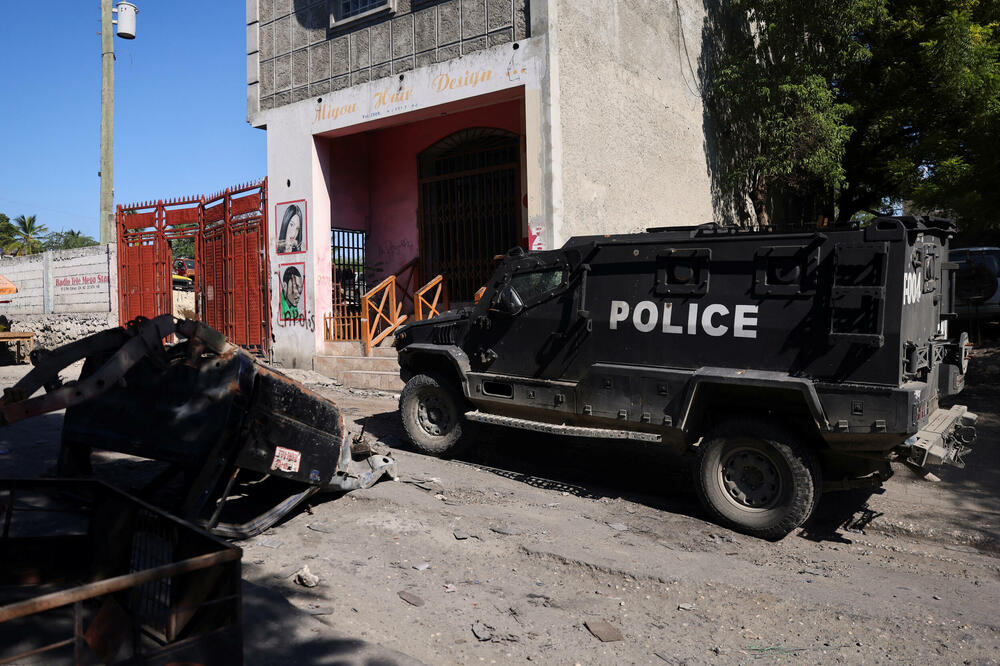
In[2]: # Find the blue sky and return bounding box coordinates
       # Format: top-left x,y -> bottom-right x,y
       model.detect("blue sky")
0,1 -> 265,239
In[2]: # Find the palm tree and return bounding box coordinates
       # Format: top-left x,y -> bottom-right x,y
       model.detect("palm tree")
6,215 -> 48,255
61,229 -> 98,249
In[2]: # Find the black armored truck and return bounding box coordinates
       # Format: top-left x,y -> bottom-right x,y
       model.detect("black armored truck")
394,216 -> 977,539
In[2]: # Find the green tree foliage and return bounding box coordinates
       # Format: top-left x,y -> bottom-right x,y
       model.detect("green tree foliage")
5,215 -> 48,255
42,229 -> 100,251
839,1 -> 1000,227
171,238 -> 196,259
706,0 -> 1000,230
0,214 -> 16,251
706,0 -> 882,227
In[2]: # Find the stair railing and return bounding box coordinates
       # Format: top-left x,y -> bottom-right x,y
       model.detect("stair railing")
415,275 -> 448,321
394,258 -> 419,315
361,275 -> 407,356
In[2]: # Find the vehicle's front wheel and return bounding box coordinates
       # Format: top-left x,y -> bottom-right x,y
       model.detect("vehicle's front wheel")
399,373 -> 466,457
695,419 -> 820,540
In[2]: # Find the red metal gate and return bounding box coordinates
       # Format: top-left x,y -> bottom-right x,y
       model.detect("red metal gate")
119,204 -> 172,322
201,183 -> 270,353
117,180 -> 270,355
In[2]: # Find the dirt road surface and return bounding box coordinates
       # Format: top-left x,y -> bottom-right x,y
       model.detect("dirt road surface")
0,349 -> 997,665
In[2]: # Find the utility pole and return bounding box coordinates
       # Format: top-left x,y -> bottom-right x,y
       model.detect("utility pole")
100,0 -> 114,245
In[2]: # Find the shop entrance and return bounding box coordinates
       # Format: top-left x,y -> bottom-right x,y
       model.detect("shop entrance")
417,128 -> 522,302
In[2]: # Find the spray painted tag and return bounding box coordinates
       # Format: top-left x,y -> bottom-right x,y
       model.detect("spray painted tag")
271,446 -> 302,473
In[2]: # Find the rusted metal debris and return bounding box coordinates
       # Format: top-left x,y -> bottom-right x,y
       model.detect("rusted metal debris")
0,479 -> 242,664
0,315 -> 397,539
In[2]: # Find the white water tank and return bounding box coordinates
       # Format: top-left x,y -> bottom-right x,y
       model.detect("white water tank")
116,2 -> 138,39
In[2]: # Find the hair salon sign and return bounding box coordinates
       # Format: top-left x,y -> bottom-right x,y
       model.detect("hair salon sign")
310,41 -> 540,131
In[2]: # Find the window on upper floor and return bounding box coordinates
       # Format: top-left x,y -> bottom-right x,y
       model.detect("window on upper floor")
334,0 -> 393,22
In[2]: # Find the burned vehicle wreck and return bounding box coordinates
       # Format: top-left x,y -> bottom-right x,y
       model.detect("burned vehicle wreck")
394,216 -> 977,539
0,315 -> 396,539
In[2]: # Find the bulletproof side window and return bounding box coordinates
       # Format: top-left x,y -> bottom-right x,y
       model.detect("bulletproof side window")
753,244 -> 820,297
654,248 -> 711,296
509,267 -> 567,304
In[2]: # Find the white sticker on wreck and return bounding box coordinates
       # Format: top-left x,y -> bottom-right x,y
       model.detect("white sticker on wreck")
271,446 -> 302,473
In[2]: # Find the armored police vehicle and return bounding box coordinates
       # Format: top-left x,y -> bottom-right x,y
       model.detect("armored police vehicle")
394,216 -> 977,539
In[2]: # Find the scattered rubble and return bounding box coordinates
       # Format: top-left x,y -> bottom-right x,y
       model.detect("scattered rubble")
472,622 -> 494,642
397,591 -> 425,607
293,566 -> 320,588
585,620 -> 624,642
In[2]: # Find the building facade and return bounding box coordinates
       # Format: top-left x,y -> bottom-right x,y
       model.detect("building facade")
247,0 -> 713,367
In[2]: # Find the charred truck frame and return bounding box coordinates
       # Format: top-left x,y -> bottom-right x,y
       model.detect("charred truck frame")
394,216 -> 977,539
0,316 -> 397,540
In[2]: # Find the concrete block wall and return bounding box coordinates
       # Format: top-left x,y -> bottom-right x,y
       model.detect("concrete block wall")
50,246 -> 116,314
249,0 -> 530,115
0,253 -> 44,315
0,245 -> 118,350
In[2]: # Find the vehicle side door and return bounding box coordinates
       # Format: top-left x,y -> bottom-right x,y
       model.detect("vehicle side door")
471,252 -> 584,380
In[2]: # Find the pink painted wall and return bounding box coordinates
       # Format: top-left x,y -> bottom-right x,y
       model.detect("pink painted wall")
327,99 -> 522,283
328,132 -> 372,233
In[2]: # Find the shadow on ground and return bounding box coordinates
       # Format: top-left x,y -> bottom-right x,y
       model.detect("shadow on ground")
360,410 -> 708,524
358,347 -> 1000,546
242,576 -> 421,665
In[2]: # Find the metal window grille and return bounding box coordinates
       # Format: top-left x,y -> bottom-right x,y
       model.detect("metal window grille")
418,128 -> 522,302
129,508 -> 176,638
328,228 -> 367,341
339,0 -> 387,19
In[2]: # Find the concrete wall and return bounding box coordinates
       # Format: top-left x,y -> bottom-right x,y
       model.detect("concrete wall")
0,253 -> 44,316
549,0 -> 713,244
249,0 -> 531,117
0,245 -> 119,349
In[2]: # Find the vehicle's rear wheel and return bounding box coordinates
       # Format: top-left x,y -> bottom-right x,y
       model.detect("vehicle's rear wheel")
695,419 -> 820,540
400,373 -> 466,457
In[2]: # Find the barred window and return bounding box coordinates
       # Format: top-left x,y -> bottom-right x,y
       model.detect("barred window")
338,0 -> 388,19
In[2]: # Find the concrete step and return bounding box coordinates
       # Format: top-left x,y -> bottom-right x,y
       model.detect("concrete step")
319,341 -> 398,358
314,355 -> 398,375
321,341 -> 364,356
343,370 -> 405,392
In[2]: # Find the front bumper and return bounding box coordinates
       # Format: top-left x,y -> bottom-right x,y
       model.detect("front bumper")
905,405 -> 977,468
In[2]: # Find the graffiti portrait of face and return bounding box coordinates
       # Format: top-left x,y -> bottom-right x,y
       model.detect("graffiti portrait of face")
285,213 -> 301,249
283,272 -> 302,308
280,264 -> 304,320
277,201 -> 307,255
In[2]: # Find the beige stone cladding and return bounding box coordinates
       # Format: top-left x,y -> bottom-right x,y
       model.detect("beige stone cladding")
551,0 -> 713,244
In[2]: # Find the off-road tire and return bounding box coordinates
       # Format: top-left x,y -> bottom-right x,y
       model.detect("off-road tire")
400,373 -> 467,457
695,419 -> 821,540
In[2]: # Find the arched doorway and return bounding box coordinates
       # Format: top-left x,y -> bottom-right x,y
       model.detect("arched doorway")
418,128 -> 522,302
